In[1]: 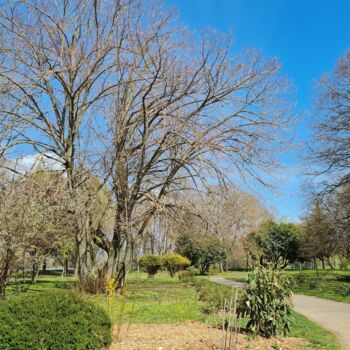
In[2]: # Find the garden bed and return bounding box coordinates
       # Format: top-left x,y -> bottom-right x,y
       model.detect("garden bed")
110,322 -> 306,350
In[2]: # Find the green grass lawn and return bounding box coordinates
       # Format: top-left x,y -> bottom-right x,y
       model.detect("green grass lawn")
212,269 -> 350,304
6,271 -> 342,350
90,272 -> 206,324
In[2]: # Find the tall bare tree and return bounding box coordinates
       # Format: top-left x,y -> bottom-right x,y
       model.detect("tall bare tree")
0,0 -> 137,288
91,6 -> 291,289
306,51 -> 350,261
310,50 -> 350,192
0,0 -> 291,291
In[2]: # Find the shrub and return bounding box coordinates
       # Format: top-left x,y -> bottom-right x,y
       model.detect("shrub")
178,270 -> 196,284
0,290 -> 111,350
243,265 -> 293,338
339,286 -> 350,296
308,279 -> 319,289
293,273 -> 306,285
162,253 -> 191,277
339,260 -> 350,270
138,254 -> 162,278
187,266 -> 200,275
194,279 -> 243,314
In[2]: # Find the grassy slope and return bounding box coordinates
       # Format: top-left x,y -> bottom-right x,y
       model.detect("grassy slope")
6,271 -> 342,350
213,269 -> 350,304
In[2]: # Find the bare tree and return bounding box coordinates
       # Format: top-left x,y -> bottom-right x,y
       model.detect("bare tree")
0,0 -> 137,289
0,0 -> 291,292
310,50 -> 350,192
91,6 -> 291,289
306,51 -> 350,261
0,170 -> 73,297
202,186 -> 272,270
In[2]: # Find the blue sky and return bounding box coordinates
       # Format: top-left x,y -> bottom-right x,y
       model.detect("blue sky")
169,0 -> 350,221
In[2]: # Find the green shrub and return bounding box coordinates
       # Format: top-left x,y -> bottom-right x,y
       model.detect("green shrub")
138,254 -> 162,277
187,266 -> 200,275
339,260 -> 350,270
178,270 -> 196,284
0,290 -> 111,350
339,286 -> 350,296
195,280 -> 242,314
308,279 -> 319,289
294,273 -> 307,285
161,253 -> 190,277
243,265 -> 293,338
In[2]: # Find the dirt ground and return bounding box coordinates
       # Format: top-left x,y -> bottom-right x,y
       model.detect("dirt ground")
109,322 -> 307,350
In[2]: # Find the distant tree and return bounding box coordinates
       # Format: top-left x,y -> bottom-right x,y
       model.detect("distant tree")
300,201 -> 338,268
0,171 -> 74,297
326,186 -> 350,260
175,234 -> 226,274
251,221 -> 300,268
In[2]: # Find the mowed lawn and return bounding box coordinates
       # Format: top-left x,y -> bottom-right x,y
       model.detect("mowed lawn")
213,269 -> 350,304
6,270 -> 343,350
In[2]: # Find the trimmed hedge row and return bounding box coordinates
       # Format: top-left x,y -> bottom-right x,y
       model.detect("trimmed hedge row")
138,253 -> 190,277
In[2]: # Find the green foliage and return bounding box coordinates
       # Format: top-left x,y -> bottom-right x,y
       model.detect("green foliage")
176,234 -> 227,274
308,279 -> 319,289
253,221 -> 301,268
193,279 -> 242,314
339,286 -> 350,296
162,253 -> 190,277
138,254 -> 163,278
294,273 -> 307,285
339,260 -> 350,270
243,265 -> 293,338
0,290 -> 111,350
177,270 -> 196,284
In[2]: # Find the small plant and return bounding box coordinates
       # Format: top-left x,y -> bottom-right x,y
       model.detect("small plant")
106,278 -> 117,314
0,290 -> 112,350
294,273 -> 306,285
138,254 -> 163,278
339,286 -> 350,296
243,264 -> 293,338
161,253 -> 190,277
308,279 -> 319,289
272,342 -> 282,350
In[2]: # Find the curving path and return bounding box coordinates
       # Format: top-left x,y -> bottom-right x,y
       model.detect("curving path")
211,277 -> 350,350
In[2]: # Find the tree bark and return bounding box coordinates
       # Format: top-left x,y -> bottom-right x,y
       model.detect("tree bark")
42,258 -> 47,273
31,262 -> 39,284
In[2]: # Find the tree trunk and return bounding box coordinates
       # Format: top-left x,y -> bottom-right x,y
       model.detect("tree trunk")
327,257 -> 334,269
0,282 -> 5,300
31,262 -> 39,284
42,258 -> 47,273
61,258 -> 69,277
0,249 -> 14,299
76,220 -> 100,293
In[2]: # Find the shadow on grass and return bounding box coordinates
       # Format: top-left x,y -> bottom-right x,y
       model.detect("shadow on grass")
336,275 -> 350,282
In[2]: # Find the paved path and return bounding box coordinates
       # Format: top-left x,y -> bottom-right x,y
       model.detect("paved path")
211,278 -> 350,350
293,294 -> 350,350
210,277 -> 245,289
